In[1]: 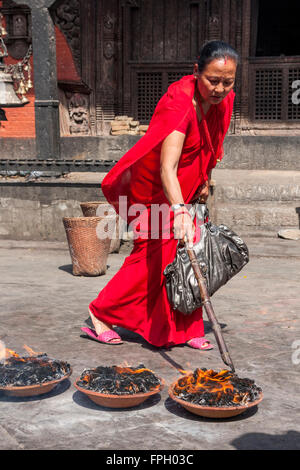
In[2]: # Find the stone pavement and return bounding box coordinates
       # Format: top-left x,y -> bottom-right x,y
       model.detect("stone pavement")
0,237 -> 299,450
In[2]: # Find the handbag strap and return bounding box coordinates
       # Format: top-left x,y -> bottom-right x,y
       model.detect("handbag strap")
188,202 -> 209,223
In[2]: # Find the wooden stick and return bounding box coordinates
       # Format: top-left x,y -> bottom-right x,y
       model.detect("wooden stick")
186,246 -> 235,372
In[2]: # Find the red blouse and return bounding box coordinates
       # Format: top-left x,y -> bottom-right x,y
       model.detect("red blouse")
101,76 -> 234,220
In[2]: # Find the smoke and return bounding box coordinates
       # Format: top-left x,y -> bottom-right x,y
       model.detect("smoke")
0,340 -> 5,364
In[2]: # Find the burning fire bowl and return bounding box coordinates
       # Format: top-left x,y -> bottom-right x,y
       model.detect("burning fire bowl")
0,372 -> 72,398
0,351 -> 72,398
74,377 -> 165,408
169,381 -> 263,418
168,368 -> 263,419
74,364 -> 165,408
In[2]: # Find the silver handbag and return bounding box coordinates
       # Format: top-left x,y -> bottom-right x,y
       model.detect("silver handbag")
163,204 -> 249,315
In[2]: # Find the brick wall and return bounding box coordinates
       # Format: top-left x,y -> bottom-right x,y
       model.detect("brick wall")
0,8 -> 80,138
55,26 -> 81,83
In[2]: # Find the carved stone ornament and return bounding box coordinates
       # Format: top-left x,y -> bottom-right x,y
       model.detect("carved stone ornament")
12,13 -> 27,35
2,2 -> 32,60
52,0 -> 81,72
68,92 -> 90,135
209,15 -> 219,25
100,83 -> 115,105
103,41 -> 114,60
103,14 -> 115,30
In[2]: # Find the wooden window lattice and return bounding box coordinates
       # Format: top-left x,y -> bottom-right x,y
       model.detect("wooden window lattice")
255,69 -> 282,120
137,72 -> 163,122
167,71 -> 187,86
136,70 -> 191,122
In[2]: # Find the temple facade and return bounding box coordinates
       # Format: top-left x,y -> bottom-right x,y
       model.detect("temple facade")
0,0 -> 300,241
1,0 -> 299,147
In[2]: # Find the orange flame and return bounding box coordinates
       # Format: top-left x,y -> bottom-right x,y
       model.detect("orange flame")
178,368 -> 193,376
4,346 -> 53,370
114,365 -> 154,375
5,345 -> 44,363
5,348 -> 26,362
174,368 -> 244,403
81,373 -> 91,383
23,344 -> 42,356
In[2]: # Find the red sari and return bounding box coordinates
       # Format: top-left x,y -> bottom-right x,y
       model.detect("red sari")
89,75 -> 235,347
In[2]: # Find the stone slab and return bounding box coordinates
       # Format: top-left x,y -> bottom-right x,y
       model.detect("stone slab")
215,202 -> 299,231
212,169 -> 300,233
0,237 -> 300,449
1,136 -> 300,171
214,170 -> 300,202
221,136 -> 300,171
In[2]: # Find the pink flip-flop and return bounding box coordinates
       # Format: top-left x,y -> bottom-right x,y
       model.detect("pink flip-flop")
187,337 -> 214,350
80,327 -> 123,345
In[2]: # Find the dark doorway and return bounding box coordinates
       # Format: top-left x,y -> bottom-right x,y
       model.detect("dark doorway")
256,1 -> 300,57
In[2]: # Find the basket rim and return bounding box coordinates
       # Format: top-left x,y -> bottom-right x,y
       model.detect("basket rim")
80,201 -> 111,205
63,216 -> 106,221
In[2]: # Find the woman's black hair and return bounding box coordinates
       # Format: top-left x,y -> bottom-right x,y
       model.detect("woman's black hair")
197,40 -> 239,72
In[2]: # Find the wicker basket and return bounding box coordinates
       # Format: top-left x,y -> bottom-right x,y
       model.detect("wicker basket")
80,201 -> 110,218
80,201 -> 121,253
63,217 -> 111,276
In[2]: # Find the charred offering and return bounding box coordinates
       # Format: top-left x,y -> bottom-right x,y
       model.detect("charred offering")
173,368 -> 262,407
0,349 -> 71,387
77,364 -> 161,395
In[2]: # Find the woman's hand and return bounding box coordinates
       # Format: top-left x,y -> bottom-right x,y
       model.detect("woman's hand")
173,208 -> 195,248
193,170 -> 212,202
194,180 -> 209,203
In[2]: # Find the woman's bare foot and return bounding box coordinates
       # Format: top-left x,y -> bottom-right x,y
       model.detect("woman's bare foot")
88,309 -> 121,343
89,309 -> 110,334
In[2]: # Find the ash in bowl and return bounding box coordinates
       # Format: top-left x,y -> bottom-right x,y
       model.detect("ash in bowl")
173,368 -> 262,407
0,354 -> 71,387
77,364 -> 161,395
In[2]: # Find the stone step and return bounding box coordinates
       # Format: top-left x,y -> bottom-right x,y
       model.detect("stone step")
222,136 -> 300,170
213,169 -> 300,202
212,170 -> 300,235
214,202 -> 299,233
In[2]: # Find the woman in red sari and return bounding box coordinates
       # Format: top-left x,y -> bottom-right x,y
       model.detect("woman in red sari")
84,41 -> 238,349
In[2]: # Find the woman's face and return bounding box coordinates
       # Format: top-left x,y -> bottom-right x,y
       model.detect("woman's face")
194,57 -> 237,105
